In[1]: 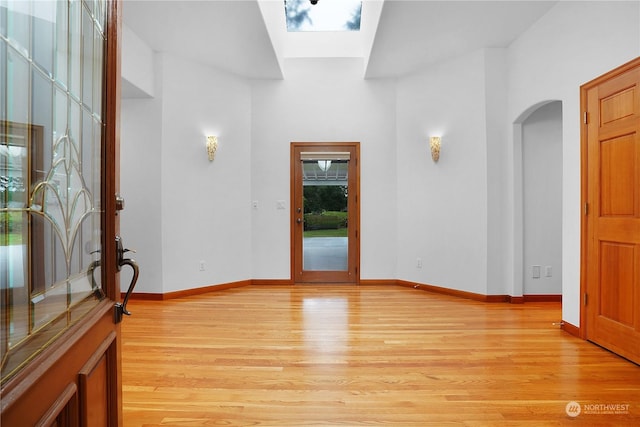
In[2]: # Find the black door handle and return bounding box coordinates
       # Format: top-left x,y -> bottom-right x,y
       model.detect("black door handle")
114,235 -> 139,323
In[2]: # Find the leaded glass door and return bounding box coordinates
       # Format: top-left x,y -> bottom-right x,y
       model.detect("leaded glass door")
1,0 -> 123,425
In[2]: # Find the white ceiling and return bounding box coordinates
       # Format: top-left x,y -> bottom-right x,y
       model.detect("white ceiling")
122,0 -> 557,80
122,0 -> 283,79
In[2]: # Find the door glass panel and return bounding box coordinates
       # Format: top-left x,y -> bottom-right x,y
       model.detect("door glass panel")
302,159 -> 349,271
7,46 -> 29,123
32,0 -> 54,77
69,0 -> 81,100
81,6 -> 92,108
54,0 -> 68,89
1,0 -> 106,384
5,0 -> 30,57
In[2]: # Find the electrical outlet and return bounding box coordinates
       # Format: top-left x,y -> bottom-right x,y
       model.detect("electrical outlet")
416,257 -> 422,268
252,201 -> 259,210
545,266 -> 552,277
199,261 -> 206,271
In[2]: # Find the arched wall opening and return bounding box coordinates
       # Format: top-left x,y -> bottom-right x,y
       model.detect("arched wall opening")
512,100 -> 563,298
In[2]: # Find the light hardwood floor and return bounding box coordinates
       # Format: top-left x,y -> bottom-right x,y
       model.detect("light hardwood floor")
121,285 -> 640,426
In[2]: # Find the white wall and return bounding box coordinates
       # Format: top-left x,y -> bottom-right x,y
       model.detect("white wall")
121,24 -> 155,98
120,26 -> 163,293
522,101 -> 563,295
395,50 -> 490,295
120,56 -> 163,293
121,52 -> 253,293
484,48 -> 509,296
251,58 -> 397,280
159,54 -> 253,293
506,0 -> 640,324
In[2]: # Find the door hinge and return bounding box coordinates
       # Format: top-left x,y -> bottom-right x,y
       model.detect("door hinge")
583,111 -> 589,124
584,293 -> 588,306
584,203 -> 589,215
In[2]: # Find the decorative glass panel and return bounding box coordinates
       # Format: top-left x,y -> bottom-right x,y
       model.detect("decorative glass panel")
95,0 -> 105,35
0,1 -> 6,40
5,0 -> 30,57
93,22 -> 103,118
81,6 -> 92,108
1,0 -> 107,384
7,47 -> 29,124
54,0 -> 68,88
32,0 -> 54,77
69,0 -> 81,100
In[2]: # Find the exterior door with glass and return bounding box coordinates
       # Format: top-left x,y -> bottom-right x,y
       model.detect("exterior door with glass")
1,0 -> 125,425
291,142 -> 359,284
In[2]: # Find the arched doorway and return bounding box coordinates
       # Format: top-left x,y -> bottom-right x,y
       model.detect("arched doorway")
513,101 -> 563,300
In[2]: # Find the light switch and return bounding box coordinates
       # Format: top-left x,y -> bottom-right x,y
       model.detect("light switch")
532,265 -> 541,279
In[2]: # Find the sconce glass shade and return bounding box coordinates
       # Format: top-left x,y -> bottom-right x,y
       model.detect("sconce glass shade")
429,136 -> 441,162
206,136 -> 218,161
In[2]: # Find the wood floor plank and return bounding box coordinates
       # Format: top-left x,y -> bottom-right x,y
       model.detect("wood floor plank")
122,285 -> 640,426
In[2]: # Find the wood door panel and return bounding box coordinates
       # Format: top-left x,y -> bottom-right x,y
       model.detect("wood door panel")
600,87 -> 635,124
36,383 -> 79,427
600,133 -> 636,216
599,241 -> 635,326
582,57 -> 640,364
1,303 -> 117,426
597,67 -> 640,108
80,355 -> 108,427
590,314 -> 640,362
596,218 -> 640,243
598,117 -> 639,141
79,333 -> 116,427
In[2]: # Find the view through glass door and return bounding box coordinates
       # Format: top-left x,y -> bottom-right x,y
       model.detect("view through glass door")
291,143 -> 359,284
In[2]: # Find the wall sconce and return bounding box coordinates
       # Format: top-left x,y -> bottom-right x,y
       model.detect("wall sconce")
429,136 -> 441,162
206,136 -> 218,161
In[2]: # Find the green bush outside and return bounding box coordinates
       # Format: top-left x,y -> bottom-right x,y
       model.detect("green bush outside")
0,212 -> 24,245
303,210 -> 347,231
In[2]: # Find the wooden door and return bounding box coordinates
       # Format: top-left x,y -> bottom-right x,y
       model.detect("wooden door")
1,0 -> 124,425
581,57 -> 640,364
291,143 -> 360,284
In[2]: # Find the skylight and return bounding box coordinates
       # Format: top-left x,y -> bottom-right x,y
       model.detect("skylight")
285,0 -> 362,32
